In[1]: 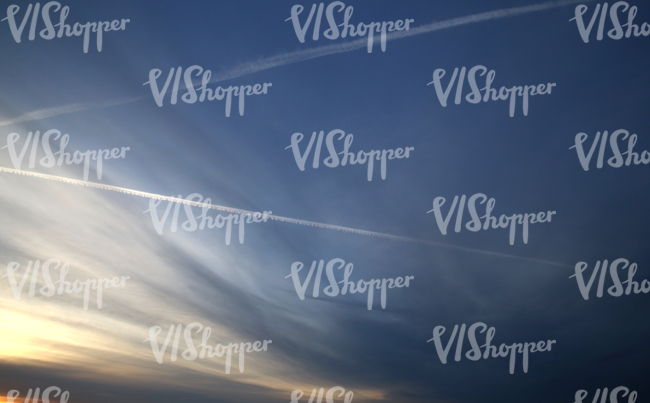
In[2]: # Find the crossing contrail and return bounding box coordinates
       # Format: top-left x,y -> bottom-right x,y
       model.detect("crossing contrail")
0,166 -> 570,268
0,0 -> 589,126
207,0 -> 589,83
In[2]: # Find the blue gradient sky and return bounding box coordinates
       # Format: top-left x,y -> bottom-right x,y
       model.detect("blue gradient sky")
0,0 -> 649,402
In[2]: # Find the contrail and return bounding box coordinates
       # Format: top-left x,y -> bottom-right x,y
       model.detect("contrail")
0,166 -> 569,268
0,96 -> 143,128
0,0 -> 589,127
207,0 -> 589,83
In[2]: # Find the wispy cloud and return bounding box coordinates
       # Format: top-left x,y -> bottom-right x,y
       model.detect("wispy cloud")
0,96 -> 143,128
208,0 -> 589,83
0,0 -> 588,128
0,167 -> 569,267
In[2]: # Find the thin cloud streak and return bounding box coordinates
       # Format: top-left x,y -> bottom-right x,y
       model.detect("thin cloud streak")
208,0 -> 589,83
0,167 -> 570,267
0,1 -> 588,126
0,96 -> 143,128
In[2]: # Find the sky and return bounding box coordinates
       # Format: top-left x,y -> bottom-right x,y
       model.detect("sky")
0,0 -> 649,402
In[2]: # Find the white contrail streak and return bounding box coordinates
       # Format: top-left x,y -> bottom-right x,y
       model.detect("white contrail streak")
207,0 -> 589,83
0,1 -> 582,269
0,166 -> 569,268
0,96 -> 143,127
0,0 -> 589,127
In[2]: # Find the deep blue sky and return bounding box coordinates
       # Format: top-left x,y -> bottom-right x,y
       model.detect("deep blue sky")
0,0 -> 649,402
